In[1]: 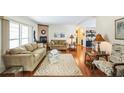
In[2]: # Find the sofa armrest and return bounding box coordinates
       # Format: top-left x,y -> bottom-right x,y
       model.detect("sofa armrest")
3,54 -> 34,71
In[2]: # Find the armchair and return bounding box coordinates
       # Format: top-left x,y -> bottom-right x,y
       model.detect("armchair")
93,44 -> 124,76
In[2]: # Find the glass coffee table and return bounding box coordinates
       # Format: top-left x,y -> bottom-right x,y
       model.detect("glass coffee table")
48,49 -> 60,64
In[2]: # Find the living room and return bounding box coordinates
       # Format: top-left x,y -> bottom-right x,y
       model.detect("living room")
1,16 -> 124,77
0,16 -> 95,76
1,0 -> 124,93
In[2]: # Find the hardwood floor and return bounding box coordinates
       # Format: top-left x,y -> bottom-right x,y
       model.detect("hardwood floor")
24,45 -> 106,77
65,45 -> 106,77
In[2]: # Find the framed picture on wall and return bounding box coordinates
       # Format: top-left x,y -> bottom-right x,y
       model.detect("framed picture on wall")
115,18 -> 124,40
54,33 -> 65,38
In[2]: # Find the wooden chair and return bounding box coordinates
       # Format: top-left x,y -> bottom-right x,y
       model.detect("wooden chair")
85,50 -> 96,69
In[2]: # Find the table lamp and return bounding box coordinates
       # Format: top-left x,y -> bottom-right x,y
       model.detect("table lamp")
70,34 -> 74,44
94,34 -> 105,53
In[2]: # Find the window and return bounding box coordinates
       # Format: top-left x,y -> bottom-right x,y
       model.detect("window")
9,21 -> 30,48
9,22 -> 20,48
21,25 -> 29,45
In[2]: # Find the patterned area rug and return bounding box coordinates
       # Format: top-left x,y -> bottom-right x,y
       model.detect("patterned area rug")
34,54 -> 83,76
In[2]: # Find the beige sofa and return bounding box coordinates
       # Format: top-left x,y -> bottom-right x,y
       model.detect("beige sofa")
3,43 -> 46,71
49,40 -> 68,50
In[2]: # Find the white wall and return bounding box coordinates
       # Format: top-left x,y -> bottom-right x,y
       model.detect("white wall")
82,17 -> 96,28
48,24 -> 96,46
48,25 -> 77,43
96,16 -> 124,54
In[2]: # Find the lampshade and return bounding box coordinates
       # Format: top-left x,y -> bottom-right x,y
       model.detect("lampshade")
70,35 -> 74,38
94,34 -> 105,42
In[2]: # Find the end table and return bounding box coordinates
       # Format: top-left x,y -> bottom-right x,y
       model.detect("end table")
95,53 -> 110,61
0,66 -> 24,77
69,44 -> 76,51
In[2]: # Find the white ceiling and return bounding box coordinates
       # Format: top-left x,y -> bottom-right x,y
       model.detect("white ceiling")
27,16 -> 95,25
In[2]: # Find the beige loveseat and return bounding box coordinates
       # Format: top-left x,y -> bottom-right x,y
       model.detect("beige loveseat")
49,40 -> 68,51
3,43 -> 46,71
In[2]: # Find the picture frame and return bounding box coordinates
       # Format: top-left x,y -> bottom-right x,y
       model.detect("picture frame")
115,18 -> 124,40
54,33 -> 65,38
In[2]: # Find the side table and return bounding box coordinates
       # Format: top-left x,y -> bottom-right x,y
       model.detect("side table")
95,53 -> 110,61
68,44 -> 76,51
0,66 -> 24,77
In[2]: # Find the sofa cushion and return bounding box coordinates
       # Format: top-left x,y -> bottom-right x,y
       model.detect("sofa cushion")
112,44 -> 124,54
121,55 -> 124,62
50,40 -> 66,45
122,47 -> 124,54
33,48 -> 46,54
25,43 -> 34,51
8,47 -> 31,54
109,55 -> 121,63
110,44 -> 124,63
111,50 -> 121,56
38,43 -> 44,48
50,40 -> 55,45
20,46 -> 27,50
59,40 -> 65,45
31,42 -> 38,50
21,51 -> 31,54
54,40 -> 58,44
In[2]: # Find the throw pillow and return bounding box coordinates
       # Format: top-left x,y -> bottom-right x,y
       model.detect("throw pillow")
9,47 -> 29,54
25,44 -> 34,51
31,42 -> 38,50
109,55 -> 121,63
38,43 -> 43,48
51,40 -> 55,45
